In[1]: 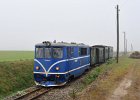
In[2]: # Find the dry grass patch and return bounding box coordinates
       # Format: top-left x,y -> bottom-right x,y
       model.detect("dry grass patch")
78,57 -> 139,100
122,62 -> 140,100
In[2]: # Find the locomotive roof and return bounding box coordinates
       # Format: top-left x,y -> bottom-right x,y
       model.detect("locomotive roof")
35,42 -> 89,47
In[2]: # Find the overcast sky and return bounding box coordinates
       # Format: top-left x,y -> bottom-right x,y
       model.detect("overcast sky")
0,0 -> 139,51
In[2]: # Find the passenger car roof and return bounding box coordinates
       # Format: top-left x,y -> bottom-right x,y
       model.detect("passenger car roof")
92,45 -> 108,47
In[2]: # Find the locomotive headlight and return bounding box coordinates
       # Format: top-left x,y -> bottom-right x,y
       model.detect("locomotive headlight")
56,67 -> 60,70
36,66 -> 40,70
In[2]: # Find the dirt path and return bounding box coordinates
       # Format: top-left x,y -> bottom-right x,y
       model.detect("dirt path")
108,64 -> 135,100
108,62 -> 140,100
109,78 -> 132,100
122,62 -> 140,100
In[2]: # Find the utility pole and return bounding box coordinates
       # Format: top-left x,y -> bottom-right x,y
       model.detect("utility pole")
131,43 -> 133,52
116,5 -> 120,63
126,39 -> 127,54
123,32 -> 126,55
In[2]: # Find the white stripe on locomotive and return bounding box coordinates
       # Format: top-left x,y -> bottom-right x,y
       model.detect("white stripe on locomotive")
34,55 -> 90,76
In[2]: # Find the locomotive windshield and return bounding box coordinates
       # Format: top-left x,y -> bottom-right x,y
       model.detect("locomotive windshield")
53,48 -> 63,58
36,47 -> 44,58
45,48 -> 51,58
35,47 -> 63,58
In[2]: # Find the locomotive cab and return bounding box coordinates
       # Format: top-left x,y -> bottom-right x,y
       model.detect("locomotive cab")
34,42 -> 67,86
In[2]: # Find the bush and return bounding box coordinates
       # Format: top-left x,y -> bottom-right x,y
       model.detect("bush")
130,51 -> 140,59
84,67 -> 101,85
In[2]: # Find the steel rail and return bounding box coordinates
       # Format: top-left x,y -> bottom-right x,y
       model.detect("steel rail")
14,87 -> 51,100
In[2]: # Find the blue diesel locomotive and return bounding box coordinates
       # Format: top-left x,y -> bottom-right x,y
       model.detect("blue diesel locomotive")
34,41 -> 90,87
34,41 -> 113,87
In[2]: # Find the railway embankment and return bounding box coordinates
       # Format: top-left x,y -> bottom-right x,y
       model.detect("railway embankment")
0,60 -> 34,99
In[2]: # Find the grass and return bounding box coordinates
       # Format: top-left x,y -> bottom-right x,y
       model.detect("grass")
0,60 -> 34,99
78,56 -> 140,100
84,67 -> 101,85
0,51 -> 34,62
123,61 -> 140,100
69,89 -> 77,99
80,59 -> 115,87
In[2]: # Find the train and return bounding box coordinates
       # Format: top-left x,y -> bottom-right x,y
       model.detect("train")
33,41 -> 113,87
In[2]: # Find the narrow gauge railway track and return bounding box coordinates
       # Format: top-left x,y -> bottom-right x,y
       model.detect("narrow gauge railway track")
14,87 -> 52,100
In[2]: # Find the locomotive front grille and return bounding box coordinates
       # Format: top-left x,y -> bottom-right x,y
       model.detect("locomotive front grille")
34,74 -> 56,82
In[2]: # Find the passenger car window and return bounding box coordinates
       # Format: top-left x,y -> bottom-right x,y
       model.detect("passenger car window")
36,47 -> 44,58
45,48 -> 51,58
53,48 -> 63,58
79,48 -> 87,56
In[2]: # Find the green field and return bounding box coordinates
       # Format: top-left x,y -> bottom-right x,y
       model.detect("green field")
0,51 -> 34,99
0,51 -> 34,61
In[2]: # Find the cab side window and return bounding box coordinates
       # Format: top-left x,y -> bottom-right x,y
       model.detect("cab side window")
53,48 -> 63,58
